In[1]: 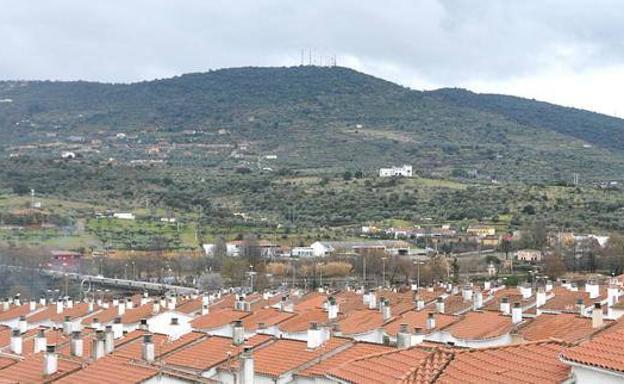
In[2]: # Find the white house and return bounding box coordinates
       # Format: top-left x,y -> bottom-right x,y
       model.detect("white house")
379,165 -> 413,177
113,212 -> 136,220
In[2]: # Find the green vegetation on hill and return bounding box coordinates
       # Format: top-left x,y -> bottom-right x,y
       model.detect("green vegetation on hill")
0,66 -> 623,236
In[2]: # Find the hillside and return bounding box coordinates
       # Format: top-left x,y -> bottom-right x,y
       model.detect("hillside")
1,66 -> 624,182
1,66 -> 624,232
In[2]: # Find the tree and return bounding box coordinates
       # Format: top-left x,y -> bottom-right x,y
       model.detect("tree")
543,251 -> 567,279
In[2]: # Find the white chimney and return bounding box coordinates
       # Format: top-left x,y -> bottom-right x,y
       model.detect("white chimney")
512,302 -> 523,324
43,345 -> 58,376
160,297 -> 167,309
368,291 -> 377,310
117,302 -> 126,316
18,315 -> 27,334
500,297 -> 511,315
112,298 -> 119,307
91,317 -> 101,330
427,313 -> 436,330
201,304 -> 209,316
307,322 -> 326,349
397,324 -> 412,348
14,296 -> 21,307
63,316 -> 73,335
239,346 -> 255,384
202,294 -> 210,306
112,317 -> 123,339
381,299 -> 392,321
536,287 -> 547,307
592,303 -> 604,328
608,285 -> 620,307
435,297 -> 445,314
39,296 -> 46,306
412,327 -> 426,344
29,300 -> 36,312
87,300 -> 94,313
66,298 -> 73,309
233,320 -> 245,346
167,298 -> 175,311
362,291 -> 370,305
520,284 -> 532,300
328,297 -> 338,320
585,281 -> 600,299
142,334 -> 155,362
415,296 -> 425,311
92,330 -> 106,360
545,280 -> 553,293
483,281 -> 491,291
104,325 -> 115,353
577,299 -> 586,316
56,301 -> 63,314
139,318 -> 149,331
152,300 -> 160,315
34,329 -> 46,354
71,331 -> 83,357
3,298 -> 9,311
125,298 -> 133,310
473,291 -> 483,310
462,285 -> 473,301
10,329 -> 22,355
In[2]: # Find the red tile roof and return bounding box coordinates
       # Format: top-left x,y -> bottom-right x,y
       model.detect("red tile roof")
0,354 -> 81,383
190,308 -> 250,330
114,331 -> 203,360
163,334 -> 272,371
436,341 -> 570,384
327,346 -> 446,384
337,309 -> 386,335
55,356 -> 157,384
561,327 -> 624,374
240,308 -> 295,330
517,313 -> 600,343
384,310 -> 460,336
226,337 -> 350,378
298,342 -> 393,378
278,309 -> 330,333
444,311 -> 513,340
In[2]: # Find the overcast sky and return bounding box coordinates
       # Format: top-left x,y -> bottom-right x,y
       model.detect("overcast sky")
2,0 -> 624,116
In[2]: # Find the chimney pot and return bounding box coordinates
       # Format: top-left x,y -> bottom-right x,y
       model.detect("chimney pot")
43,345 -> 58,376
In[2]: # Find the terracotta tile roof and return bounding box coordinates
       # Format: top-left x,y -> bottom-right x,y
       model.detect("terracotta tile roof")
482,288 -> 530,311
436,341 -> 570,384
0,357 -> 17,370
163,334 -> 272,371
226,337 -> 350,378
335,291 -> 368,314
444,311 -> 513,340
190,308 -> 250,330
278,309 -> 330,333
384,310 -> 460,336
114,331 -> 203,360
0,354 -> 81,383
561,327 -> 624,374
298,342 -> 393,378
401,349 -> 454,384
327,346 -> 441,384
337,309 -> 386,335
81,306 -> 118,326
121,304 -> 161,324
240,308 -> 295,330
540,287 -> 602,313
174,297 -> 202,314
0,304 -> 41,321
294,292 -> 328,311
517,313 -> 600,343
27,303 -> 95,324
55,356 -> 157,384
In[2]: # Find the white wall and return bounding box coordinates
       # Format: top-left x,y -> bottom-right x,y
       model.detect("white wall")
571,365 -> 624,384
147,311 -> 193,339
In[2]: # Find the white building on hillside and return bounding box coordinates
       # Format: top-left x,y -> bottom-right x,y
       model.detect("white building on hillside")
379,164 -> 413,177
